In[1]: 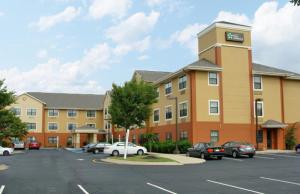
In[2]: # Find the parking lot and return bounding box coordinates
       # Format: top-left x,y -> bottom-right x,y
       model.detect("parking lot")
0,149 -> 300,194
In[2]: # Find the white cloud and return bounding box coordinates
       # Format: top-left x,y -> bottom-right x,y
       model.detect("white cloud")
36,49 -> 48,59
138,55 -> 149,61
32,6 -> 81,31
106,11 -> 160,44
0,43 -> 111,94
146,0 -> 165,7
88,0 -> 131,20
215,11 -> 251,25
113,36 -> 151,56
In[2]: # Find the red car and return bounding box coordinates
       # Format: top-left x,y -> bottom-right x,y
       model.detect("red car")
28,141 -> 40,150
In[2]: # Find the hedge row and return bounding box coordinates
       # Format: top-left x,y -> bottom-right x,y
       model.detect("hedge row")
143,140 -> 191,154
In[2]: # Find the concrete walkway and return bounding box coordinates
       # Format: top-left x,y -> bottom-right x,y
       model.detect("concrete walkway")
257,150 -> 296,154
0,164 -> 8,171
148,152 -> 205,165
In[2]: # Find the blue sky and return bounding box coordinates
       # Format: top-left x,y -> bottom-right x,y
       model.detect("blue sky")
0,0 -> 299,94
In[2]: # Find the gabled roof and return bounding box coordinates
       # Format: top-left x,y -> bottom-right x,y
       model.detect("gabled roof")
252,63 -> 294,77
27,92 -> 105,110
261,120 -> 288,129
134,70 -> 171,83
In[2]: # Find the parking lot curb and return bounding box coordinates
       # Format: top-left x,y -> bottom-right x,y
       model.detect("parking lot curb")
94,158 -> 183,166
0,164 -> 8,171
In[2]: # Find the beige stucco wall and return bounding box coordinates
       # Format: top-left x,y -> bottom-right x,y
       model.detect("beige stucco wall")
283,79 -> 300,123
254,76 -> 282,123
103,92 -> 112,130
195,71 -> 220,122
45,109 -> 103,133
8,94 -> 44,133
199,47 -> 216,64
150,73 -> 191,127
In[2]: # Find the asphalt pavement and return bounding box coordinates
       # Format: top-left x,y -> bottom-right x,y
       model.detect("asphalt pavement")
0,149 -> 299,194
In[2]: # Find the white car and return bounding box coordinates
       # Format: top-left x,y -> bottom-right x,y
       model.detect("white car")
0,146 -> 14,156
104,142 -> 147,156
13,141 -> 25,149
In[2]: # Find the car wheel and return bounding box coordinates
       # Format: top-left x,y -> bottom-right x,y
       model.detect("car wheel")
249,154 -> 254,158
112,150 -> 119,156
93,149 -> 99,154
137,149 -> 144,156
217,156 -> 223,160
200,153 -> 205,159
3,151 -> 9,156
232,151 -> 239,158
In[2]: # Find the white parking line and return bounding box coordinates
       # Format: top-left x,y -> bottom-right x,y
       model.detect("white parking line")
223,157 -> 243,162
0,185 -> 5,194
207,180 -> 264,194
78,185 -> 89,194
262,154 -> 300,159
260,177 -> 300,186
147,182 -> 177,194
254,156 -> 275,160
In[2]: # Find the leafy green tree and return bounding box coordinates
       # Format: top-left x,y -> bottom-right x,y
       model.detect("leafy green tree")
291,0 -> 300,6
0,80 -> 27,145
109,80 -> 158,159
285,123 -> 298,150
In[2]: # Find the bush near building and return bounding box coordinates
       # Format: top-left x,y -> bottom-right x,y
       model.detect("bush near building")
143,140 -> 191,154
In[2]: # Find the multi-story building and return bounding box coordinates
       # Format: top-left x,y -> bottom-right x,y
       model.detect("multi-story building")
113,21 -> 300,150
9,92 -> 105,148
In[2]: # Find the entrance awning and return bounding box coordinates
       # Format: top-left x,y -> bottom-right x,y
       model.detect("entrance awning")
71,125 -> 108,134
261,120 -> 288,129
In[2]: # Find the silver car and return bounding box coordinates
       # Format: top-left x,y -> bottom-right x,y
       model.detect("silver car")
13,141 -> 25,150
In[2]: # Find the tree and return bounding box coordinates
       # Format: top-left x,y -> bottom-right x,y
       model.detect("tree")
291,0 -> 300,6
0,80 -> 27,145
285,123 -> 298,150
109,80 -> 158,159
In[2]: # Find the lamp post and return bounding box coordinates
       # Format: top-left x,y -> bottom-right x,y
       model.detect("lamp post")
255,98 -> 263,150
167,96 -> 180,154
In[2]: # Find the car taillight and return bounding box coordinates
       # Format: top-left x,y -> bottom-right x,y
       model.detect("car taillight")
207,148 -> 213,153
220,148 -> 224,152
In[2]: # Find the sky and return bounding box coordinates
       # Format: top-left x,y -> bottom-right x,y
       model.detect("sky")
0,0 -> 299,94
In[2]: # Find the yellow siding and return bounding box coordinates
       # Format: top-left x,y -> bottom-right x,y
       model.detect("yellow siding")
199,47 -> 216,64
198,28 -> 217,53
195,71 -> 220,122
284,80 -> 300,123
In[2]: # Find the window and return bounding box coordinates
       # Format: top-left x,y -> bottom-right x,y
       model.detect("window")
48,137 -> 57,144
27,136 -> 36,143
253,75 -> 262,90
178,75 -> 187,90
165,106 -> 172,120
255,101 -> 264,117
67,123 -> 77,130
179,102 -> 188,118
153,109 -> 160,122
68,110 -> 77,117
104,108 -> 108,116
208,72 -> 218,86
257,130 -> 263,143
11,108 -> 21,116
26,123 -> 36,130
48,123 -> 58,130
180,131 -> 188,140
87,110 -> 96,118
165,82 -> 172,95
67,137 -> 72,144
156,88 -> 160,98
132,134 -> 136,144
87,123 -> 96,128
48,109 -> 59,117
165,132 -> 172,141
209,100 -> 219,115
210,130 -> 219,143
27,108 -> 36,116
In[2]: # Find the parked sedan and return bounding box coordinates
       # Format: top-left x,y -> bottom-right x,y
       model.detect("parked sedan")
28,141 -> 40,150
222,141 -> 256,158
187,143 -> 225,160
82,143 -> 96,152
12,141 -> 25,150
104,142 -> 147,156
0,146 -> 14,156
295,144 -> 300,153
91,142 -> 112,154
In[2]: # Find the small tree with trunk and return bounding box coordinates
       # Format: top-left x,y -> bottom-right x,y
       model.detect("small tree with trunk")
109,80 -> 158,159
0,80 -> 27,145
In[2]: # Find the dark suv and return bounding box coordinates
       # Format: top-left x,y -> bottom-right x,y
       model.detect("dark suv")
222,141 -> 256,158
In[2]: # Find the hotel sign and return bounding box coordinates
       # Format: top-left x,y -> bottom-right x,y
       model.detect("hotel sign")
225,31 -> 244,43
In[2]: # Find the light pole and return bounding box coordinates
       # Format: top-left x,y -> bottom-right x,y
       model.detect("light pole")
167,96 -> 180,154
255,98 -> 263,150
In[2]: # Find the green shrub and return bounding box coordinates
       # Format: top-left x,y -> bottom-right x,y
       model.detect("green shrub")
143,140 -> 191,154
178,140 -> 192,154
286,127 -> 297,150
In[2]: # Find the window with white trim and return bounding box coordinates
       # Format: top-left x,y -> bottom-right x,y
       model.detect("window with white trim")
208,72 -> 218,85
48,109 -> 59,117
67,123 -> 77,130
11,108 -> 21,116
179,102 -> 188,118
26,123 -> 36,130
27,136 -> 36,143
255,101 -> 264,117
210,130 -> 219,143
87,110 -> 96,118
153,109 -> 160,122
178,75 -> 187,90
48,123 -> 58,130
165,106 -> 172,120
156,88 -> 160,98
209,100 -> 219,115
48,137 -> 57,144
87,123 -> 96,128
68,110 -> 77,117
253,75 -> 262,90
180,131 -> 188,140
165,82 -> 172,95
165,132 -> 172,141
27,108 -> 36,116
